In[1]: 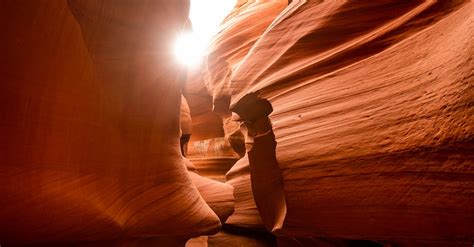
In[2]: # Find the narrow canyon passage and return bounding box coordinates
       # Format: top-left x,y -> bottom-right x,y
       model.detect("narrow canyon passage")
1,0 -> 473,247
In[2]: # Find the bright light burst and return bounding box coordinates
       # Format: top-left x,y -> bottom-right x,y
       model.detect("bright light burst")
173,0 -> 236,67
173,32 -> 206,67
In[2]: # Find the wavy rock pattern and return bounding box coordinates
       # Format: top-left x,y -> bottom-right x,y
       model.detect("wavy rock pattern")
0,0 -> 222,245
225,155 -> 265,230
1,0 -> 473,246
181,96 -> 235,224
197,0 -> 474,245
186,231 -> 275,247
186,0 -> 289,236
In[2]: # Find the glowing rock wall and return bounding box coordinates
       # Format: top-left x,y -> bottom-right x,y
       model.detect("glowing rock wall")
195,0 -> 474,245
0,0 -> 226,245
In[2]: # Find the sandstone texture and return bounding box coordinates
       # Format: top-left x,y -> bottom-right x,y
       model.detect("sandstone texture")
1,0 -> 473,246
190,0 -> 474,246
0,0 -> 227,245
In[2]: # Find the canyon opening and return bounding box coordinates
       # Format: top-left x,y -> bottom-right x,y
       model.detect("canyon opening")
173,0 -> 236,67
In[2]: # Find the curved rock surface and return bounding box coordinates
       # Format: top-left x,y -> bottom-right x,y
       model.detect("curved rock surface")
185,0 -> 288,235
181,96 -> 235,224
2,0 -> 473,246
196,0 -> 474,245
186,231 -> 275,247
225,155 -> 265,231
0,0 -> 222,245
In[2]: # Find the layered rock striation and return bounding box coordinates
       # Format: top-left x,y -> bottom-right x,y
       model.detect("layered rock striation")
0,0 -> 232,245
1,0 -> 473,246
190,0 -> 474,246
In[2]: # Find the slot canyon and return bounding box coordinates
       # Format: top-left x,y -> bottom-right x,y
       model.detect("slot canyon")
0,0 -> 473,246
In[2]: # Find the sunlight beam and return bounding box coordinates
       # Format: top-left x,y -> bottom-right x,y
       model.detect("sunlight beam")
173,0 -> 236,67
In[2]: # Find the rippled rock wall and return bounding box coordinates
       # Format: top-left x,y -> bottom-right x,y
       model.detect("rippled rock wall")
0,1 -> 231,245
188,0 -> 474,246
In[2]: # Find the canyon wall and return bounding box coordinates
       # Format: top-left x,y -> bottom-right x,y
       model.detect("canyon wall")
0,0 -> 232,245
1,0 -> 472,246
190,0 -> 474,246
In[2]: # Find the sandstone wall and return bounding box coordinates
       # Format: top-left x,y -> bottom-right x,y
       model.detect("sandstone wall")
196,0 -> 474,245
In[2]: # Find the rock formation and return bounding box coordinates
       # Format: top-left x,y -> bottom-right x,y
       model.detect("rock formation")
187,0 -> 473,246
1,0 -> 473,246
0,0 -> 228,245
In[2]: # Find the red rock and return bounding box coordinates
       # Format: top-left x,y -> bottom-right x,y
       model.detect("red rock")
0,0 -> 221,245
197,0 -> 474,245
2,0 -> 473,246
226,155 -> 265,231
182,84 -> 234,226
189,171 -> 234,223
185,0 -> 288,237
186,231 -> 275,247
